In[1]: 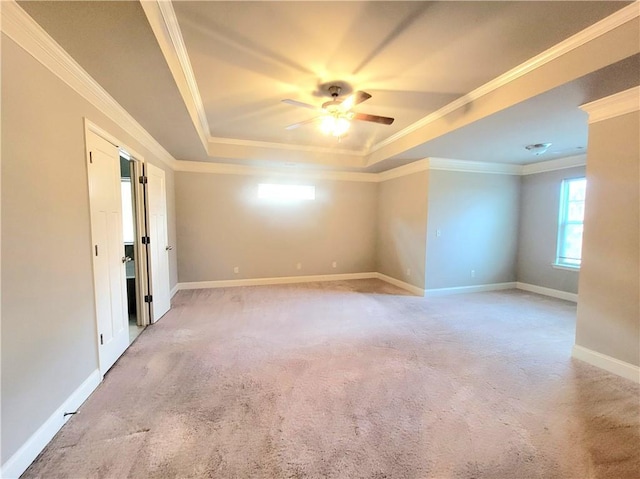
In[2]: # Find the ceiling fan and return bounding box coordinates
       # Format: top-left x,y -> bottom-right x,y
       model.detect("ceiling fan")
282,85 -> 394,137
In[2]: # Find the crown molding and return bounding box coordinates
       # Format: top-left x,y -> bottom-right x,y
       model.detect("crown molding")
2,0 -> 179,170
580,86 -> 640,123
140,1 -> 210,149
208,136 -> 364,156
427,157 -> 521,175
377,159 -> 430,182
175,160 -> 379,182
368,2 -> 640,155
174,155 -> 588,182
521,154 -> 587,175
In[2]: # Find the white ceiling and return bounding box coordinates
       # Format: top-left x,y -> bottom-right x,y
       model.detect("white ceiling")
18,1 -> 639,172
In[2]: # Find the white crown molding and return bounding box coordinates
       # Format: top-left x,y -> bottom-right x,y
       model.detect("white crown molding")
377,159 -> 431,182
175,160 -> 379,182
175,155 -> 587,182
521,154 -> 587,175
208,136 -> 365,157
2,1 -> 179,170
368,2 -> 640,155
580,86 -> 640,123
140,1 -> 210,149
428,157 -> 522,175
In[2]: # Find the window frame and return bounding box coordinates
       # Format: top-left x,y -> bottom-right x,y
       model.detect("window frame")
554,176 -> 586,270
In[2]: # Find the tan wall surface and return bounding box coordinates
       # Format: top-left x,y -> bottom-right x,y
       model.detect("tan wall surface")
576,110 -> 640,367
175,172 -> 377,282
426,170 -> 520,289
517,166 -> 586,293
376,171 -> 429,289
1,36 -> 178,460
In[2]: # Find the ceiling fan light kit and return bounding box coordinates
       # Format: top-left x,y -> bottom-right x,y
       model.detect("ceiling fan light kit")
282,82 -> 394,139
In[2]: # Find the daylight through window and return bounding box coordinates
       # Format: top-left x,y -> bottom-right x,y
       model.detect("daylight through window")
257,183 -> 315,201
556,177 -> 586,268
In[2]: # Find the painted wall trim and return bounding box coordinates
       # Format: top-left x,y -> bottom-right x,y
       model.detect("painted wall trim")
425,282 -> 517,297
170,284 -> 179,299
377,159 -> 430,182
580,85 -> 640,123
1,370 -> 102,479
208,136 -> 365,157
368,2 -> 640,155
521,154 -> 587,175
175,156 -> 540,183
375,273 -> 426,296
178,272 -> 378,290
177,272 -> 426,296
175,160 -> 379,182
140,0 -> 209,149
516,282 -> 578,303
1,0 -> 179,170
427,157 -> 521,175
572,345 -> 640,383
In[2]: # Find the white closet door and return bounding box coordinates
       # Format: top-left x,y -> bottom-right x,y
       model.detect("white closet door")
147,163 -> 171,322
86,131 -> 129,374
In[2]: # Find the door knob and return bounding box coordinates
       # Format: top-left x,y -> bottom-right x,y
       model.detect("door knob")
122,256 -> 133,263
165,245 -> 173,251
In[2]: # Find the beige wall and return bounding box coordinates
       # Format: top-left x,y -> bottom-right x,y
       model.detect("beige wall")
175,172 -> 377,282
426,170 -> 520,289
576,111 -> 640,367
517,166 -> 586,293
1,36 -> 178,461
376,171 -> 429,289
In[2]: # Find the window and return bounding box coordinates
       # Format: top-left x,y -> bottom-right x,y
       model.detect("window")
556,177 -> 586,268
258,183 -> 315,201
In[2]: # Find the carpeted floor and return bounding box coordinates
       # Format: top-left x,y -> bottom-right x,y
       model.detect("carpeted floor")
23,279 -> 640,478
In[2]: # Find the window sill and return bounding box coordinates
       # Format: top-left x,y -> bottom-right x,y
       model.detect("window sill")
552,263 -> 580,272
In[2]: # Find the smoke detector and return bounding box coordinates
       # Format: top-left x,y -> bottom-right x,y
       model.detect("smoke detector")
525,143 -> 552,155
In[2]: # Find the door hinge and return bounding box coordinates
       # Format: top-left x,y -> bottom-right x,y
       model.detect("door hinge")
141,236 -> 151,245
139,175 -> 148,184
95,245 -> 99,256
100,334 -> 104,345
144,295 -> 153,303
89,151 -> 93,164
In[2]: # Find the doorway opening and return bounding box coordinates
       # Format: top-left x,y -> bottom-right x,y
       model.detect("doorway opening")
120,154 -> 146,344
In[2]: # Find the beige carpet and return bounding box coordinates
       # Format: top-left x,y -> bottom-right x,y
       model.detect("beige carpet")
23,280 -> 640,478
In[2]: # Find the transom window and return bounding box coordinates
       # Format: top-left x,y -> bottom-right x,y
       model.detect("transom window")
556,177 -> 586,268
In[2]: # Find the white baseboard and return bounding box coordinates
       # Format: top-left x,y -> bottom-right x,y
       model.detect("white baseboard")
375,273 -> 426,296
425,282 -> 516,297
178,272 -> 378,290
170,284 -> 179,298
516,282 -> 578,302
572,345 -> 640,383
1,369 -> 102,479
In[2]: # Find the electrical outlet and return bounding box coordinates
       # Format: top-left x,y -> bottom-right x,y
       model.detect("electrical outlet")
436,229 -> 442,237
407,268 -> 411,276
471,269 -> 475,278
296,262 -> 302,270
234,266 -> 239,274
332,261 -> 337,268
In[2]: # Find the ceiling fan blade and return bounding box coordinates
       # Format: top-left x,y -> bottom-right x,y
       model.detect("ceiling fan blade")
282,99 -> 322,111
353,90 -> 372,105
352,112 -> 394,125
285,117 -> 320,130
341,90 -> 372,111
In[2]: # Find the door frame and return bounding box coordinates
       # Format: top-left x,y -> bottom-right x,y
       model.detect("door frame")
84,119 -> 152,374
